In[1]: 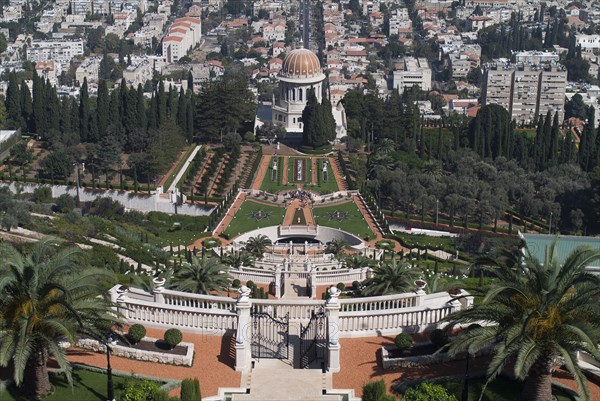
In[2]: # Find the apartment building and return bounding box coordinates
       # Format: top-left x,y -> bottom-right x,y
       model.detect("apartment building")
482,62 -> 567,123
392,57 -> 432,93
162,17 -> 201,64
26,39 -> 84,67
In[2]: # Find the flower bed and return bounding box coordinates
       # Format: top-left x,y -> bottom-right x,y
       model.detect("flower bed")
78,336 -> 194,366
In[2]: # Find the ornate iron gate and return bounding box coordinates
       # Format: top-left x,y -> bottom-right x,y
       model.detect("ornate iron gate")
299,308 -> 328,369
251,312 -> 290,361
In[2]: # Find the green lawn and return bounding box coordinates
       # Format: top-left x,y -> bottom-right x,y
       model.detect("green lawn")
438,375 -> 574,401
315,158 -> 340,194
287,157 -> 312,184
312,201 -> 374,240
223,200 -> 285,238
0,368 -> 150,401
260,156 -> 296,194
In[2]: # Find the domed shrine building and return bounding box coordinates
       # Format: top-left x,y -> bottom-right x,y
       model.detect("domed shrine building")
270,48 -> 346,139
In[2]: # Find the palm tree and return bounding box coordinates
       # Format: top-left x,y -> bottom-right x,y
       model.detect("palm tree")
244,235 -> 272,258
444,244 -> 600,401
222,250 -> 255,269
362,258 -> 419,296
0,238 -> 115,400
174,256 -> 231,294
343,254 -> 374,270
326,238 -> 349,256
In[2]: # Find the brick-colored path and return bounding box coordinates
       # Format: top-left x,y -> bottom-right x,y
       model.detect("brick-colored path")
333,337 -> 600,399
67,327 -> 241,398
251,155 -> 271,190
282,156 -> 288,185
353,195 -> 384,240
329,156 -> 347,191
213,192 -> 246,237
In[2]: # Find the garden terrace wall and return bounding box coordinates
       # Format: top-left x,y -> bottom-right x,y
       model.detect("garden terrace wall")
0,182 -> 214,216
112,286 -> 469,338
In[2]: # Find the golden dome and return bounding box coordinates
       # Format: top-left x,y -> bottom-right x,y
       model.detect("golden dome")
280,48 -> 322,79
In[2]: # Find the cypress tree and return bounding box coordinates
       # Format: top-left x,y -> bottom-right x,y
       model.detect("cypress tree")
70,97 -> 80,139
60,98 -> 72,135
109,88 -> 120,127
157,80 -> 167,125
147,93 -> 158,130
45,79 -> 60,132
97,80 -> 110,138
79,78 -> 90,142
32,72 -> 47,137
20,81 -> 32,131
187,71 -> 194,93
185,101 -> 194,141
5,73 -> 21,125
548,112 -> 560,166
177,88 -> 186,128
136,84 -> 146,129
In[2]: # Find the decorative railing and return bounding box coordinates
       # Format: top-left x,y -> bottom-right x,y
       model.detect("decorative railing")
112,285 -> 469,338
279,225 -> 319,235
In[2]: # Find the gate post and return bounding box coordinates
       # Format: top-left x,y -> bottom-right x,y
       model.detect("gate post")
325,287 -> 341,373
235,286 -> 252,372
274,267 -> 283,298
309,268 -> 317,299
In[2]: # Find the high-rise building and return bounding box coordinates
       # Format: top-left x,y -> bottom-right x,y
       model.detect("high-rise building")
482,62 -> 567,124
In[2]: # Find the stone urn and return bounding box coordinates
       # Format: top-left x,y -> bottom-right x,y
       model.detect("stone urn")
414,279 -> 427,292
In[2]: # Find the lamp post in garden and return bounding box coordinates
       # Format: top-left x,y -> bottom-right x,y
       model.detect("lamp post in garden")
461,351 -> 470,401
101,330 -> 117,401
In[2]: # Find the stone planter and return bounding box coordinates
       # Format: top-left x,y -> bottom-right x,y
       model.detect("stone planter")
77,336 -> 194,367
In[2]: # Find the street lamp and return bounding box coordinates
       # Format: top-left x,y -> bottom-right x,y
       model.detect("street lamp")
435,199 -> 439,226
100,331 -> 117,401
549,211 -> 553,234
461,350 -> 470,401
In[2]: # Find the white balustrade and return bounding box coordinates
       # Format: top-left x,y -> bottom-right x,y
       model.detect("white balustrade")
112,284 -> 467,337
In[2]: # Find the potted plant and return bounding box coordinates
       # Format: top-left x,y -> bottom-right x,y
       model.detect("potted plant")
447,285 -> 462,297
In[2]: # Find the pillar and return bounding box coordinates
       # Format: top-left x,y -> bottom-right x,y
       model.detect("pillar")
116,286 -> 129,319
310,269 -> 317,299
274,267 -> 283,298
235,286 -> 252,372
153,277 -> 166,304
325,287 -> 341,373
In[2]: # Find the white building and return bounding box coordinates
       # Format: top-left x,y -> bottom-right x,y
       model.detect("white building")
163,17 -> 201,64
392,57 -> 432,94
271,48 -> 346,140
26,39 -> 84,67
576,34 -> 600,51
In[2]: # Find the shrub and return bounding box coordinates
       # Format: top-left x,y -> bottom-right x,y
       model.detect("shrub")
246,280 -> 255,289
121,379 -> 160,401
362,380 -> 394,401
153,390 -> 170,401
232,279 -> 241,288
429,329 -> 449,348
352,280 -> 361,290
181,378 -> 201,401
402,382 -> 458,401
127,324 -> 147,344
336,282 -> 345,291
32,187 -> 52,203
164,328 -> 183,349
394,333 -> 413,352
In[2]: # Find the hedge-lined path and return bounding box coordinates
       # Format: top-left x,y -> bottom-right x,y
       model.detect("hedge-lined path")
329,157 -> 347,191
251,155 -> 271,190
66,327 -> 241,398
333,336 -> 600,399
353,195 -> 384,240
212,192 -> 247,239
